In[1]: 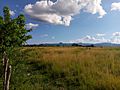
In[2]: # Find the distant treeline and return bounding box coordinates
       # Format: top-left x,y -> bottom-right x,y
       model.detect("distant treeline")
23,43 -> 95,47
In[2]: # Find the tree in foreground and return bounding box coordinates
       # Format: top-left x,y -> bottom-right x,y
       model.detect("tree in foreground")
0,6 -> 32,90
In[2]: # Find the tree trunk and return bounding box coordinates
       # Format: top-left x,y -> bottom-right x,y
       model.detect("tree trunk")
3,52 -> 11,90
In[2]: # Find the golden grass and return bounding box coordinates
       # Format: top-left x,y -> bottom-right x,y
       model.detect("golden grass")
21,47 -> 120,89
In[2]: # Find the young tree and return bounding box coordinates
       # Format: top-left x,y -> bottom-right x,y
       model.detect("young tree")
0,6 -> 32,90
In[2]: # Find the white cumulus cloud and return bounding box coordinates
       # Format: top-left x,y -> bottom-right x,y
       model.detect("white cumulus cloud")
110,37 -> 120,43
111,2 -> 120,11
26,23 -> 39,29
9,10 -> 15,16
24,0 -> 106,26
70,33 -> 120,44
70,35 -> 108,43
83,0 -> 106,18
113,32 -> 120,36
96,33 -> 105,37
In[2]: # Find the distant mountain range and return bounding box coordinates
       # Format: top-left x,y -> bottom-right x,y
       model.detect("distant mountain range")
25,42 -> 120,47
94,43 -> 120,47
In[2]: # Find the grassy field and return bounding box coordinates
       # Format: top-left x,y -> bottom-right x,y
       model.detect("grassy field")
1,47 -> 120,90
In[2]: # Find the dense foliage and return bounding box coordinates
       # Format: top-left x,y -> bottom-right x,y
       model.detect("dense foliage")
0,6 -> 32,90
0,6 -> 32,53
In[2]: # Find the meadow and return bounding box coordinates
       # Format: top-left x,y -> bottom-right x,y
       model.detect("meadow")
1,46 -> 120,90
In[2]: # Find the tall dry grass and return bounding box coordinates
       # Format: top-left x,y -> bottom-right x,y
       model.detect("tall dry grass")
18,47 -> 120,90
0,47 -> 119,89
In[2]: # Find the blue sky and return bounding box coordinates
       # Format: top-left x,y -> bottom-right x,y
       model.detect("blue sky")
1,0 -> 120,44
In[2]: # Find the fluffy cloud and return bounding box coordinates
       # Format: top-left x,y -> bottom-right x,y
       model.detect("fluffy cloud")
70,33 -> 120,44
111,2 -> 120,11
96,33 -> 106,37
9,10 -> 15,16
26,23 -> 39,29
70,35 -> 108,43
24,0 -> 106,26
83,0 -> 106,18
113,32 -> 120,36
110,37 -> 120,43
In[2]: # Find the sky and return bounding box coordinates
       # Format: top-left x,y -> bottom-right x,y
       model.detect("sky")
1,0 -> 120,44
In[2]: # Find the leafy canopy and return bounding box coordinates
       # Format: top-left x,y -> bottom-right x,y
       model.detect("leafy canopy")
0,6 -> 32,52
